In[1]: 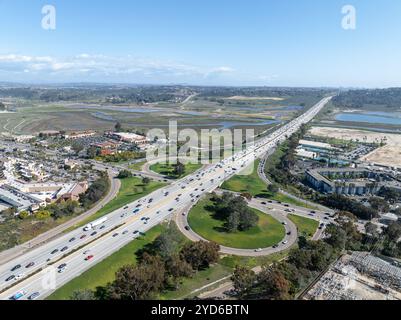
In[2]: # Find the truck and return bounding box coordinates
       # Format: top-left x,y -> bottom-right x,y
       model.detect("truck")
83,217 -> 108,231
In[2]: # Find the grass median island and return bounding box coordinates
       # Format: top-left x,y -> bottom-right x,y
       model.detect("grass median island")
149,162 -> 202,179
288,214 -> 319,238
188,196 -> 285,249
128,160 -> 146,171
221,159 -> 309,207
74,176 -> 166,228
47,225 -> 166,300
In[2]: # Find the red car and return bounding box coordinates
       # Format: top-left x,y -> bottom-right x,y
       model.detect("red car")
80,235 -> 87,240
85,255 -> 94,261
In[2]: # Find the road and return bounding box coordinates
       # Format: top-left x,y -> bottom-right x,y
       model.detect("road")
0,169 -> 121,265
175,188 -> 334,255
0,96 -> 332,300
175,197 -> 298,256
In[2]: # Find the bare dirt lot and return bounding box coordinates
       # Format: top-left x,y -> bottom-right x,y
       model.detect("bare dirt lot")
309,126 -> 401,168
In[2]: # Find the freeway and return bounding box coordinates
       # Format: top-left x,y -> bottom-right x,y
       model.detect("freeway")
0,96 -> 332,300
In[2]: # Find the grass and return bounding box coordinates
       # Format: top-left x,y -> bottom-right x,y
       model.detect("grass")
221,159 -> 311,208
160,263 -> 233,300
188,196 -> 285,249
72,177 -> 166,229
47,225 -> 166,300
128,161 -> 146,171
288,214 -> 319,238
149,162 -> 203,179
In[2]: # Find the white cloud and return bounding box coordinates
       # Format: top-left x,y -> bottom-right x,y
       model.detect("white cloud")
0,53 -> 238,83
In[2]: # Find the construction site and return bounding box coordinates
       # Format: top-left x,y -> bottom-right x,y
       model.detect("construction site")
303,252 -> 401,300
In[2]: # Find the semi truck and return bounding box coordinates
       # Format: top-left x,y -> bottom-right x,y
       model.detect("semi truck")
83,217 -> 108,231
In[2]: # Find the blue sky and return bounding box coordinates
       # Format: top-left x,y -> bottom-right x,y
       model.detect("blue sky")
0,0 -> 400,87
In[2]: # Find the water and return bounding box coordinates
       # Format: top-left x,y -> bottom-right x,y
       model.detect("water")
335,112 -> 401,125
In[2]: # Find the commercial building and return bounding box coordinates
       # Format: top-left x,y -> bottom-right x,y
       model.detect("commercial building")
305,168 -> 389,195
106,132 -> 149,146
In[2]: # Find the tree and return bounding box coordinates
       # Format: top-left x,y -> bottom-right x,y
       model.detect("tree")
385,222 -> 401,242
173,161 -> 185,177
231,266 -> 256,297
115,122 -> 122,132
180,241 -> 220,270
70,289 -> 95,300
256,267 -> 291,300
142,177 -> 151,185
117,170 -> 133,179
18,211 -> 30,220
267,184 -> 279,195
110,254 -> 166,300
87,146 -> 99,159
0,102 -> 5,111
365,222 -> 379,237
369,197 -> 390,213
165,254 -> 193,280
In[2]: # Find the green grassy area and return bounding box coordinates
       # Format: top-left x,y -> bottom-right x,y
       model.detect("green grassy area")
221,160 -> 311,208
188,197 -> 285,249
149,162 -> 202,179
160,263 -> 233,300
221,159 -> 267,197
48,225 -> 166,300
128,161 -> 146,171
288,214 -> 319,238
72,177 -> 166,229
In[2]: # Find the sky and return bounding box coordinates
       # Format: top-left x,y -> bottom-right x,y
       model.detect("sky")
0,0 -> 400,87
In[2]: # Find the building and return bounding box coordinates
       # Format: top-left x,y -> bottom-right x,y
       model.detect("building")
63,131 -> 96,140
91,141 -> 119,156
306,168 -> 386,195
106,132 -> 149,146
58,182 -> 88,202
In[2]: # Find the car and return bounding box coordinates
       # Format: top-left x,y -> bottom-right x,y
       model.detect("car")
261,202 -> 267,205
287,232 -> 292,236
122,230 -> 129,235
156,211 -> 161,214
124,206 -> 129,209
69,237 -> 76,243
91,232 -> 97,236
310,211 -> 316,214
282,240 -> 288,245
58,266 -> 67,274
254,248 -> 262,252
133,209 -> 140,214
85,255 -> 94,261
11,291 -> 26,300
80,235 -> 87,240
58,263 -> 67,269
100,225 -> 106,230
112,233 -> 119,237
11,264 -> 21,272
5,275 -> 15,282
133,230 -> 139,235
61,246 -> 68,252
51,249 -> 59,255
184,226 -> 190,231
324,217 -> 330,220
168,208 -> 174,212
282,222 -> 287,225
272,245 -> 279,249
28,292 -> 40,300
25,262 -> 35,268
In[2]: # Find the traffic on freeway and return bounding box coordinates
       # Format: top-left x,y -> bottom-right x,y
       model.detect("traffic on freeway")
0,96 -> 332,300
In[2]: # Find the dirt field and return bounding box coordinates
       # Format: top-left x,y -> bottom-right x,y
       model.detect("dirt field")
309,126 -> 401,168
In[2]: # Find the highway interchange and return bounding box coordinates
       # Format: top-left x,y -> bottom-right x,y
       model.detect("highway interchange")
0,96 -> 332,300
